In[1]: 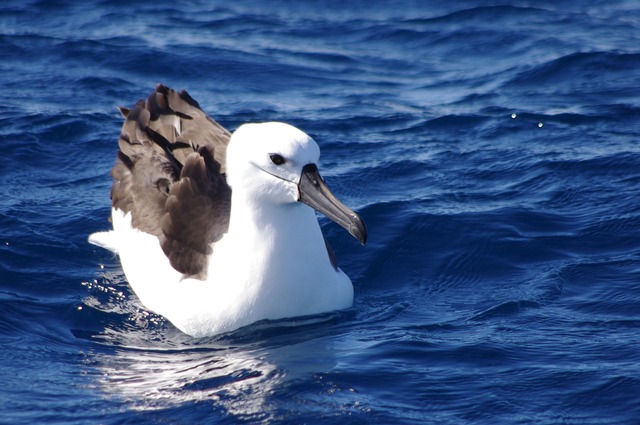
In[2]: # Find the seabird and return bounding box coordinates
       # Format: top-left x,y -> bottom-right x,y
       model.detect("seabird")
89,85 -> 367,337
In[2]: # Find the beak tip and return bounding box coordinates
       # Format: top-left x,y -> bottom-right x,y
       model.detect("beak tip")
350,215 -> 367,246
357,229 -> 367,246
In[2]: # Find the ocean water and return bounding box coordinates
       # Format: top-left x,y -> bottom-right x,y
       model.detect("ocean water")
1,0 -> 640,423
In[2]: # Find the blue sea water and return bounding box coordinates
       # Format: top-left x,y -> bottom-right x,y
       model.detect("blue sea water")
1,0 -> 640,423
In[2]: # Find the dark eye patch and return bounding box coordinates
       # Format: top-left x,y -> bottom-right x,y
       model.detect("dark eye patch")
269,153 -> 286,165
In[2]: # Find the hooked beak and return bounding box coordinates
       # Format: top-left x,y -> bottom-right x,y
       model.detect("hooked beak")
298,164 -> 367,245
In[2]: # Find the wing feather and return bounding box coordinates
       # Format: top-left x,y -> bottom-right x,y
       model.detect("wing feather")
160,146 -> 231,279
109,84 -> 231,279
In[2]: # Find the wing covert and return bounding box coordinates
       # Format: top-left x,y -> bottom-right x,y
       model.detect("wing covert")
109,85 -> 232,279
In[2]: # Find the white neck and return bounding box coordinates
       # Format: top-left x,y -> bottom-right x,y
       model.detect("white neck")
207,191 -> 346,321
223,192 -> 330,277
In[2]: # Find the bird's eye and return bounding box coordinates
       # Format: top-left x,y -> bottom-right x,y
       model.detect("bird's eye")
269,153 -> 285,165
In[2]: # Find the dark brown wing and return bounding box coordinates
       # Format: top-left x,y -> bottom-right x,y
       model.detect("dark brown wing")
110,84 -> 231,279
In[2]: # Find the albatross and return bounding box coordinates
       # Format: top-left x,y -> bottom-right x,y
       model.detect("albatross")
89,85 -> 367,337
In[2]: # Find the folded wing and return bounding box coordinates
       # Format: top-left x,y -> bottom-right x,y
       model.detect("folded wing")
111,84 -> 231,279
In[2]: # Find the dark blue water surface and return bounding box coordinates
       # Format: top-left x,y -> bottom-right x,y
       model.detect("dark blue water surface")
2,1 -> 640,423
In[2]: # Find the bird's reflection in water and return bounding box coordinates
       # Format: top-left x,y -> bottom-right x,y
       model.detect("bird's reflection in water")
83,308 -> 342,418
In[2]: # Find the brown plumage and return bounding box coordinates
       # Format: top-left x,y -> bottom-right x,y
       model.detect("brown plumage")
110,84 -> 231,279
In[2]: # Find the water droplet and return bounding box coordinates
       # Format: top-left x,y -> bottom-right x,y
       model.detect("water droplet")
511,113 -> 517,119
77,305 -> 83,311
538,122 -> 543,128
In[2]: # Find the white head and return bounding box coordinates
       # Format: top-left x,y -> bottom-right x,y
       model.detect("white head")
226,122 -> 320,204
225,121 -> 367,244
